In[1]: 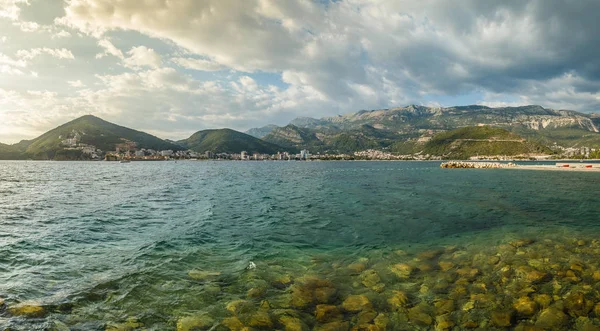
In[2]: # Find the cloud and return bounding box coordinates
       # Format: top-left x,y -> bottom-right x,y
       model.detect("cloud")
0,0 -> 29,21
4,0 -> 600,143
68,80 -> 84,87
171,57 -> 224,72
123,46 -> 161,70
17,48 -> 75,60
95,39 -> 123,59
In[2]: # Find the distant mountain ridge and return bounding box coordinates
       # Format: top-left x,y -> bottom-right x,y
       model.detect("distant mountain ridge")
177,128 -> 284,154
257,105 -> 600,153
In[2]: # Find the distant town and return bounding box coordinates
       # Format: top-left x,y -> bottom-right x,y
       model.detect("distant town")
59,129 -> 598,162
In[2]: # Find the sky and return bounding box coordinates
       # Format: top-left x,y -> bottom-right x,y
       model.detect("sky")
1,0 -> 600,143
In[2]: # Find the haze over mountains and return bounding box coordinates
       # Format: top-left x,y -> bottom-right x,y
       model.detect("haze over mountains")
1,105 -> 600,160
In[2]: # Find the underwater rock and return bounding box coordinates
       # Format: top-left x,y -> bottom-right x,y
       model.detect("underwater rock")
417,249 -> 444,260
387,290 -> 409,309
490,310 -> 514,327
408,304 -> 433,326
315,304 -> 341,323
347,263 -> 367,274
221,316 -> 244,331
355,310 -> 378,326
535,307 -> 568,329
533,294 -> 553,309
360,269 -> 381,288
226,300 -> 254,316
272,274 -> 294,289
315,320 -> 350,331
0,297 -> 4,307
290,286 -> 314,308
456,268 -> 480,280
8,302 -> 45,317
594,303 -> 600,317
488,256 -> 501,265
245,311 -> 273,328
438,261 -> 454,272
592,271 -> 600,282
435,314 -> 455,331
105,318 -> 144,331
435,299 -> 455,315
565,292 -> 593,317
176,314 -> 215,331
390,263 -> 414,279
373,313 -> 389,330
314,286 -> 337,304
187,269 -> 221,281
279,315 -> 308,331
342,295 -> 372,312
510,239 -> 535,248
247,287 -> 266,299
514,296 -> 538,317
516,266 -> 549,284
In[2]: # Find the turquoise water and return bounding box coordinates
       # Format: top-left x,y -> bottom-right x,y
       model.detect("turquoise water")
1,161 -> 600,330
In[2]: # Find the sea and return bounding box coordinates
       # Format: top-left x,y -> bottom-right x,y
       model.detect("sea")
1,160 -> 599,330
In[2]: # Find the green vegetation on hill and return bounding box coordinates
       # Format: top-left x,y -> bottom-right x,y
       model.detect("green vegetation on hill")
422,126 -> 552,159
0,143 -> 24,160
178,128 -> 284,154
0,115 -> 182,160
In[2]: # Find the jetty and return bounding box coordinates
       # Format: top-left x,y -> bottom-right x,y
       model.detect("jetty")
441,161 -> 600,172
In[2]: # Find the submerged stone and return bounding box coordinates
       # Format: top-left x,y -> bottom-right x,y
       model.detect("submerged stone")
221,316 -> 244,331
315,320 -> 350,331
390,263 -> 414,279
535,307 -> 568,329
387,290 -> 409,309
226,300 -> 254,316
105,318 -> 144,331
408,304 -> 433,326
347,263 -> 367,274
438,261 -> 454,271
565,292 -> 593,317
510,239 -> 535,248
247,287 -> 266,299
187,269 -> 221,281
514,296 -> 538,317
342,295 -> 371,312
315,304 -> 341,323
490,310 -> 514,327
8,302 -> 45,317
435,314 -> 455,331
434,299 -> 455,315
314,286 -> 337,304
360,269 -> 381,288
176,314 -> 215,331
279,315 -> 308,331
245,311 -> 273,328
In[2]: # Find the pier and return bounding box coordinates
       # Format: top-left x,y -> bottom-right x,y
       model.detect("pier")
441,161 -> 600,171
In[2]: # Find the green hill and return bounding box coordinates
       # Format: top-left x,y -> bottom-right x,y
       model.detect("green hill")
0,143 -> 24,160
0,115 -> 182,160
422,126 -> 552,159
262,125 -> 321,152
178,128 -> 284,154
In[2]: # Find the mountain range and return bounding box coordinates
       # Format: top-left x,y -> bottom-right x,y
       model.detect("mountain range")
1,104 -> 599,160
249,105 -> 600,154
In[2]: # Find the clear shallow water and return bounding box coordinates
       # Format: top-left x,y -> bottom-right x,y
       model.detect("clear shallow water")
0,161 -> 599,330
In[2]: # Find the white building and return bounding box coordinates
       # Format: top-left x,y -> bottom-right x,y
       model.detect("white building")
300,149 -> 310,160
135,150 -> 145,157
160,150 -> 174,157
241,151 -> 248,160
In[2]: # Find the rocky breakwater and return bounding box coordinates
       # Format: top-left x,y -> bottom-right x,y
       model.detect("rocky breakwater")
441,161 -> 517,169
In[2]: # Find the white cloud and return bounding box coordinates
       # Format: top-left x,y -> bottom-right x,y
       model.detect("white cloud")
95,39 -> 123,59
68,80 -> 84,88
13,20 -> 39,32
52,30 -> 72,39
17,48 -> 75,60
123,46 -> 161,70
171,57 -> 224,72
0,0 -> 29,21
